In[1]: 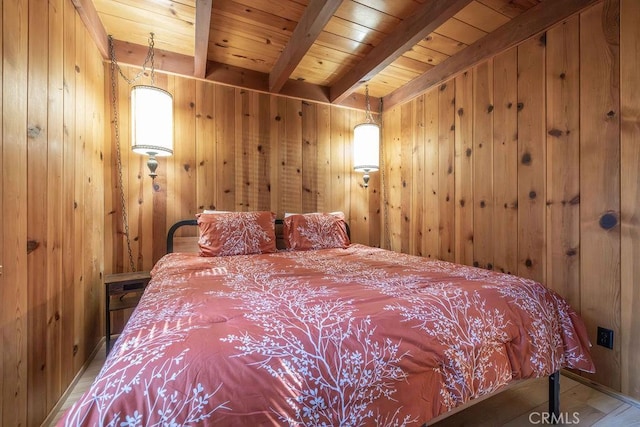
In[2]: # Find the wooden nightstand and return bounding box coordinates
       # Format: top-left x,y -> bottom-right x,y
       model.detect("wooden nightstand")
105,271 -> 151,355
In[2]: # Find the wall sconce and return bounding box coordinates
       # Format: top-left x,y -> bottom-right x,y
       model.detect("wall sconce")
353,85 -> 380,188
131,85 -> 173,178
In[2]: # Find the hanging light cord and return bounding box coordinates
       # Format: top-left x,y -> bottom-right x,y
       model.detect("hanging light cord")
377,95 -> 391,250
110,33 -> 156,85
108,34 -> 157,272
364,85 -> 374,123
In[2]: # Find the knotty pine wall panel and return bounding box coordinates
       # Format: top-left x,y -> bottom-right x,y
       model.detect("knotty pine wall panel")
2,1 -> 29,426
437,82 -> 456,263
620,0 -> 640,399
382,104 -> 403,252
472,60 -> 494,270
400,102 -> 414,255
517,36 -> 547,283
73,13 -> 87,374
46,0 -> 65,411
545,17 -> 581,311
492,47 -> 519,276
423,89 -> 440,260
579,0 -> 621,390
379,0 -> 640,398
409,94 -> 425,257
454,71 -> 474,266
1,0 -> 106,425
27,0 -> 51,423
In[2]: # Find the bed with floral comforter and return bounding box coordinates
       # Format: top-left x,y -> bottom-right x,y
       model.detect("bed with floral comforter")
59,244 -> 594,426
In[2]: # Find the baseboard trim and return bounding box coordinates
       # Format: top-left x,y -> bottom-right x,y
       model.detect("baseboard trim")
41,337 -> 105,427
561,369 -> 640,409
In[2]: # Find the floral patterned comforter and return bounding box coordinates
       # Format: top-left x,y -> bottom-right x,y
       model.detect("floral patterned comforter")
59,245 -> 594,426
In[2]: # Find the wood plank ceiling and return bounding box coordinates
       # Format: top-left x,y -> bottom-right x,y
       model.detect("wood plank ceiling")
78,0 -> 597,110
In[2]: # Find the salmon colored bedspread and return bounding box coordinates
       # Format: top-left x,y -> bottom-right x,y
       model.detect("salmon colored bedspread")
59,245 -> 594,426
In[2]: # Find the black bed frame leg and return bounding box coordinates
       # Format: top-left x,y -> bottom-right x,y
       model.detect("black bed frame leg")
549,371 -> 560,424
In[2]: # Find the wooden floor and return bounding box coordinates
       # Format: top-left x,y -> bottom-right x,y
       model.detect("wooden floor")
49,343 -> 640,426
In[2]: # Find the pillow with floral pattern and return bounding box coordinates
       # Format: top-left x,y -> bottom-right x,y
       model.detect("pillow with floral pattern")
197,211 -> 276,256
283,212 -> 350,251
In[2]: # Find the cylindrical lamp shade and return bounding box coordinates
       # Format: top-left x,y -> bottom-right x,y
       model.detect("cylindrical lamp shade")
131,85 -> 173,156
353,122 -> 380,171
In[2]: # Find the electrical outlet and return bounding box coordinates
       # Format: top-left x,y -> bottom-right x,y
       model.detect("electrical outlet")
597,327 -> 614,349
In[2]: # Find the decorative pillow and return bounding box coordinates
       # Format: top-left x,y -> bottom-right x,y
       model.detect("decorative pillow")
197,211 -> 277,257
283,212 -> 350,251
284,211 -> 344,218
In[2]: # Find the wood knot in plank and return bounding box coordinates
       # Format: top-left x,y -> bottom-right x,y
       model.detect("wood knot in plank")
27,125 -> 42,138
521,152 -> 532,165
539,33 -> 547,46
548,128 -> 563,137
599,212 -> 618,230
27,240 -> 40,254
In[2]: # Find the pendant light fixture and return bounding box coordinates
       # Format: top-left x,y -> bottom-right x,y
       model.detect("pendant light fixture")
130,85 -> 173,178
353,85 -> 380,188
128,35 -> 173,179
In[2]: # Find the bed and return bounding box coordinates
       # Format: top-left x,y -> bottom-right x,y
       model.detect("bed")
59,211 -> 594,426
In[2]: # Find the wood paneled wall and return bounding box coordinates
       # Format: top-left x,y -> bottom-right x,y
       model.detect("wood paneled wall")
104,68 -> 380,274
0,0 -> 106,425
381,0 -> 640,398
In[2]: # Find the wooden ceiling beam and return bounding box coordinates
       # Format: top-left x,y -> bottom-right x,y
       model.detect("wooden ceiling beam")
194,0 -> 213,78
269,0 -> 343,93
112,40 -> 194,77
329,0 -> 473,104
71,0 -> 109,58
383,0 -> 600,109
207,61 -> 377,111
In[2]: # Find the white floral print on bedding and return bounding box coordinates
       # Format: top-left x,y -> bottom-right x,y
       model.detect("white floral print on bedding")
209,260 -> 416,426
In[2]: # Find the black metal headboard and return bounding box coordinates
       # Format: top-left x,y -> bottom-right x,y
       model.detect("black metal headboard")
166,219 -> 198,253
166,218 -> 351,253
